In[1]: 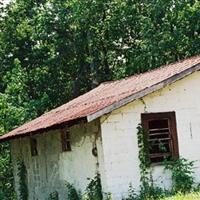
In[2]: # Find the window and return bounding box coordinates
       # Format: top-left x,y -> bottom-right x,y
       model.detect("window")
141,112 -> 179,163
61,129 -> 71,152
30,138 -> 38,156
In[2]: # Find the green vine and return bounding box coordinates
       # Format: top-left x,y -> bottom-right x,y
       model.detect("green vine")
85,173 -> 103,200
137,124 -> 150,191
17,160 -> 28,200
66,173 -> 103,200
136,124 -> 165,199
164,158 -> 194,193
48,191 -> 59,200
66,183 -> 81,200
136,123 -> 196,199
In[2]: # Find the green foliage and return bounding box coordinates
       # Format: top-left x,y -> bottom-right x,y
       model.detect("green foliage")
136,124 -> 195,200
65,161 -> 196,200
0,142 -> 17,200
136,124 -> 150,192
122,185 -> 136,200
48,191 -> 59,200
1,0 -> 200,198
104,193 -> 112,200
139,182 -> 167,200
84,173 -> 103,200
66,182 -> 81,200
164,158 -> 195,193
17,160 -> 28,200
161,192 -> 200,200
122,124 -> 166,200
66,173 -> 103,200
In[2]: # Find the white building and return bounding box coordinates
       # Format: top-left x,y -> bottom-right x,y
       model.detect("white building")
1,55 -> 200,199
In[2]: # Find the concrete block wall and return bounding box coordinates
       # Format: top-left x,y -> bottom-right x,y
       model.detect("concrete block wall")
100,71 -> 200,199
11,120 -> 103,200
10,71 -> 200,200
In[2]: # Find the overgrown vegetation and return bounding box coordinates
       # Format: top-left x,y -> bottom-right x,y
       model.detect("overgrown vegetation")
164,158 -> 195,193
136,124 -> 150,195
17,161 -> 28,200
63,125 -> 196,200
135,124 -> 165,200
133,124 -> 196,200
1,0 -> 200,199
65,157 -> 196,200
85,173 -> 103,200
66,173 -> 103,200
48,191 -> 59,200
161,192 -> 200,200
66,183 -> 81,200
0,143 -> 16,199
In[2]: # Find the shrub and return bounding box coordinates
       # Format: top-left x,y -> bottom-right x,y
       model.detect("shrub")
17,160 -> 28,200
66,183 -> 81,200
164,158 -> 194,193
84,173 -> 103,200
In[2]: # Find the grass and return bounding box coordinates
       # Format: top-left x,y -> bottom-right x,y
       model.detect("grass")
161,192 -> 200,200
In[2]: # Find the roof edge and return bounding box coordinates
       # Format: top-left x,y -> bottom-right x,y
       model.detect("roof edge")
0,117 -> 86,142
87,63 -> 200,122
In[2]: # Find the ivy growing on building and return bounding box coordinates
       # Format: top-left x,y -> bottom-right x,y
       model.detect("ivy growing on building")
17,160 -> 28,200
85,173 -> 103,200
136,124 -> 166,199
136,123 -> 196,200
136,124 -> 150,190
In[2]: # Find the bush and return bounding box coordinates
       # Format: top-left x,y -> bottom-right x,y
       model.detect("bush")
164,158 -> 194,193
84,173 -> 103,200
66,183 -> 81,200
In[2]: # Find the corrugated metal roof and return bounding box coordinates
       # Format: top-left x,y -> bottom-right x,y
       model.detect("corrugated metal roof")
1,54 -> 200,141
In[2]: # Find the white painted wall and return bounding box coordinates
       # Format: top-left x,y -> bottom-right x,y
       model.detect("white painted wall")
11,120 -> 103,200
11,71 -> 200,200
100,71 -> 200,199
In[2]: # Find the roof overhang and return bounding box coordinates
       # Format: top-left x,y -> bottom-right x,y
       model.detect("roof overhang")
87,63 -> 200,122
0,117 -> 86,142
1,59 -> 200,143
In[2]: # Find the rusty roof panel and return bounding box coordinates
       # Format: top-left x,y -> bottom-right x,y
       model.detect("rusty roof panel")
1,55 -> 200,141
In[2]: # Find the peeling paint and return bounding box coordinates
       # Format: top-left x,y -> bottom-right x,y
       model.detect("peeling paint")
11,120 -> 103,200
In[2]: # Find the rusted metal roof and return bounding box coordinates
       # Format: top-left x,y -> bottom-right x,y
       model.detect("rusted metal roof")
1,55 -> 200,142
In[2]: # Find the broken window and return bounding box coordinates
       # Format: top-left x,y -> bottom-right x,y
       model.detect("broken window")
61,129 -> 71,152
141,112 -> 179,163
30,138 -> 38,156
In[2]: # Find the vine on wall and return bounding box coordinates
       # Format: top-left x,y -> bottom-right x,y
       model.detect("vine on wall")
48,191 -> 59,200
85,173 -> 103,200
136,123 -> 196,199
17,160 -> 28,200
136,124 -> 150,191
66,182 -> 81,200
66,173 -> 103,200
164,158 -> 194,193
16,124 -> 196,200
136,124 -> 169,199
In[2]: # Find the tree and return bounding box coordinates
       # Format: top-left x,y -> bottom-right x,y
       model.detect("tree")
0,0 -> 200,198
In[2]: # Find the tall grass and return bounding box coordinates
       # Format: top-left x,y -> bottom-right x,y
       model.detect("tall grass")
161,192 -> 200,200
